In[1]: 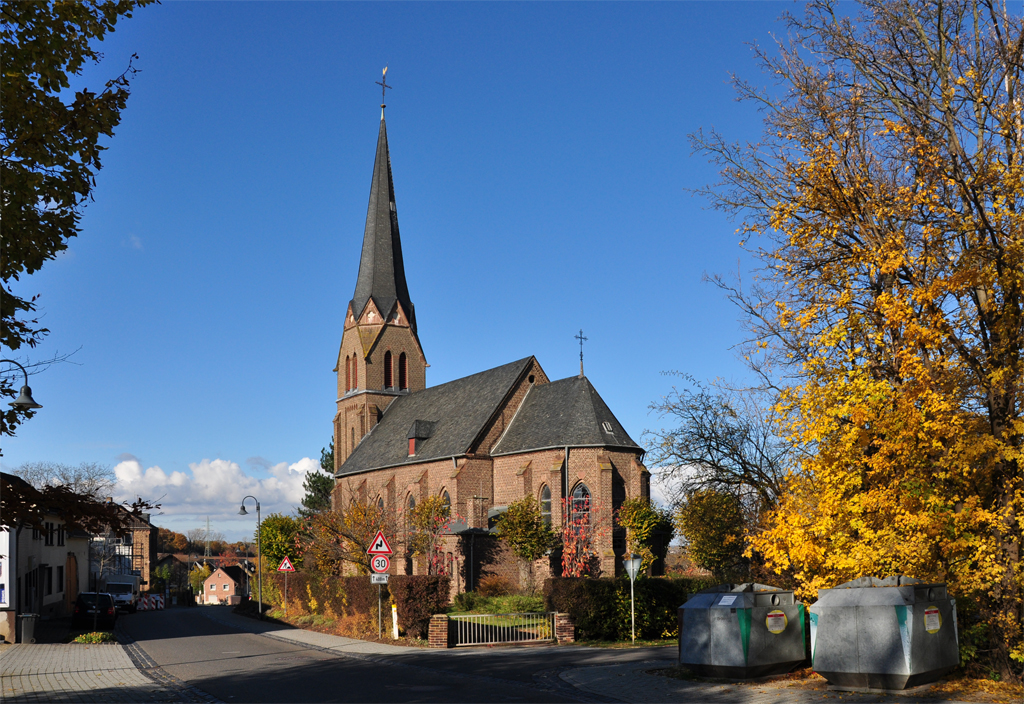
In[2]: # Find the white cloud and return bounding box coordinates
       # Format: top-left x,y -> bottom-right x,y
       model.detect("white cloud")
114,456 -> 321,541
122,234 -> 143,250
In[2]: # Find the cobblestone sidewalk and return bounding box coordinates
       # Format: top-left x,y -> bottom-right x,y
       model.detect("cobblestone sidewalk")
0,643 -> 198,703
561,659 -> 978,704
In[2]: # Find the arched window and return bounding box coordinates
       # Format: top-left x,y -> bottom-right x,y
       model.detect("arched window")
350,427 -> 355,453
345,355 -> 351,391
398,352 -> 408,390
440,490 -> 450,509
384,351 -> 393,389
571,483 -> 591,524
352,357 -> 358,389
540,486 -> 552,526
377,496 -> 384,511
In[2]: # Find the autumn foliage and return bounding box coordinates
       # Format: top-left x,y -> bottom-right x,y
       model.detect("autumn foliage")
693,0 -> 1023,674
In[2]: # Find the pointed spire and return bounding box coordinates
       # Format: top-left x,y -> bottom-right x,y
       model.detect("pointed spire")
350,113 -> 416,332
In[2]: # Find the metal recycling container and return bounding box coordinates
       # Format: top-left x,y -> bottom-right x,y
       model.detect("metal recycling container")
678,583 -> 807,678
809,576 -> 959,689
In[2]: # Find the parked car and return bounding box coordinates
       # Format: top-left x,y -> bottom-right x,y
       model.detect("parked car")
72,592 -> 118,630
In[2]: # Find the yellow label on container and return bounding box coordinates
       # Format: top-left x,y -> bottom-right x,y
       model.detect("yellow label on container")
766,609 -> 788,634
924,606 -> 941,633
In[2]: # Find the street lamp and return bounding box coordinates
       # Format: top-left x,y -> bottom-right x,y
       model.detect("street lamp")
238,496 -> 262,618
1,360 -> 43,410
623,554 -> 643,643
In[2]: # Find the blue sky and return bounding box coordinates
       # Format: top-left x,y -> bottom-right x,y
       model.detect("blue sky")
2,1 -> 789,539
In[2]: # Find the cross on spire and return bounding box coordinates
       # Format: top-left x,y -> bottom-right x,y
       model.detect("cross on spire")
376,66 -> 392,109
575,329 -> 588,378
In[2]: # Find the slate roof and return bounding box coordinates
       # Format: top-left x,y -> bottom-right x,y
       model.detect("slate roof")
337,358 -> 534,476
351,113 -> 416,333
491,375 -> 641,455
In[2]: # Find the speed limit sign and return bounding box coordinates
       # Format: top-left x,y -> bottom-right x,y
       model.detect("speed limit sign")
371,555 -> 390,573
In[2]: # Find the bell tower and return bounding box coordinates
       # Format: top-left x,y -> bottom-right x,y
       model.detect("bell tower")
335,107 -> 426,470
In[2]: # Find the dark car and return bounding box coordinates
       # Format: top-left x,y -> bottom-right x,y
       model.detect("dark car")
72,592 -> 118,629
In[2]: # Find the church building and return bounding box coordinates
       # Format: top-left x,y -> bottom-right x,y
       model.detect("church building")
332,106 -> 651,589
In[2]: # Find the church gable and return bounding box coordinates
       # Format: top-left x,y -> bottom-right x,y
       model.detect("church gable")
491,376 -> 641,456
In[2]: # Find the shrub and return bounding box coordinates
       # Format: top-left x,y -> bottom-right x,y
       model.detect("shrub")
73,631 -> 115,643
477,574 -> 515,597
389,575 -> 450,638
545,576 -> 714,640
341,576 -> 385,616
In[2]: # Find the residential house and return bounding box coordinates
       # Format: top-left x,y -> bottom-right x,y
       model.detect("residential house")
203,565 -> 247,605
0,473 -> 90,641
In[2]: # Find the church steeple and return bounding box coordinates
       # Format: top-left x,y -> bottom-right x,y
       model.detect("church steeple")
334,103 -> 427,472
350,113 -> 416,333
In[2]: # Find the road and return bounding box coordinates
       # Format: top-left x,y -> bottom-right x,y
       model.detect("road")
117,607 -> 673,703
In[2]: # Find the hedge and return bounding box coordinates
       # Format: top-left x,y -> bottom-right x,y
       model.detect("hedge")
544,576 -> 717,640
389,575 -> 450,639
258,571 -> 449,638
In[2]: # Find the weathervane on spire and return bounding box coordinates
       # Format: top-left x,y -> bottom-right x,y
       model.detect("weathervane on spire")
575,329 -> 588,378
376,66 -> 392,109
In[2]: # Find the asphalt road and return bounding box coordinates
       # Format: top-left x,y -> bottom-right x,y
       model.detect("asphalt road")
118,607 -> 675,703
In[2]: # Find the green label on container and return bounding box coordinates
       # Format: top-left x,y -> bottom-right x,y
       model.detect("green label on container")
737,609 -> 751,664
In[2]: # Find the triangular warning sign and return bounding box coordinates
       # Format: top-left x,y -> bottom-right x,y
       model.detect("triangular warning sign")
277,556 -> 295,572
366,530 -> 393,555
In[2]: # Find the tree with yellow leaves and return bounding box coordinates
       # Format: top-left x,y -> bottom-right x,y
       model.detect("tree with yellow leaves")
693,0 -> 1022,676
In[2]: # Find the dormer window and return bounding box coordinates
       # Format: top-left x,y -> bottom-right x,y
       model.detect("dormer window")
407,419 -> 435,456
602,422 -> 614,433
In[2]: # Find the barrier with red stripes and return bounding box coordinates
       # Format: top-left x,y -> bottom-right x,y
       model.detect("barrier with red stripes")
136,594 -> 165,611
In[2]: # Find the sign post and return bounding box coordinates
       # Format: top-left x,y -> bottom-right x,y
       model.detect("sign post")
623,554 -> 642,643
278,556 -> 295,615
367,531 -> 394,637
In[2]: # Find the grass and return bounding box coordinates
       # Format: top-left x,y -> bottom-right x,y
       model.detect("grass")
71,631 -> 117,644
576,638 -> 678,649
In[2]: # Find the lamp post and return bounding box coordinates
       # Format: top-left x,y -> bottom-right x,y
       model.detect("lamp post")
1,359 -> 43,411
623,554 -> 643,643
238,496 -> 262,617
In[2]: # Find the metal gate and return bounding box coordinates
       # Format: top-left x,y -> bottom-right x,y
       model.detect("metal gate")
450,612 -> 555,647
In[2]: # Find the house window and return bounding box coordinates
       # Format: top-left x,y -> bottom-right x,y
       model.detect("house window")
45,566 -> 53,595
44,522 -> 55,546
398,353 -> 408,390
210,584 -> 216,591
377,496 -> 385,511
352,357 -> 358,389
571,484 -> 591,524
0,584 -> 5,604
57,525 -> 65,546
345,355 -> 351,391
223,584 -> 229,591
540,486 -> 552,526
440,491 -> 450,509
384,350 -> 393,389
57,566 -> 64,593
351,427 -> 356,453
32,527 -> 40,541
407,495 -> 416,534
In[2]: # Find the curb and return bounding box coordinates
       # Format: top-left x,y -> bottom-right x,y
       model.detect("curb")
115,623 -> 222,704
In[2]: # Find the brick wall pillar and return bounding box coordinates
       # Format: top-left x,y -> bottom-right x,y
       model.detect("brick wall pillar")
428,614 -> 451,648
555,612 -> 575,644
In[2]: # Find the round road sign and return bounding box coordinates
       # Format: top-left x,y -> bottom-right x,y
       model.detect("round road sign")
371,555 -> 390,573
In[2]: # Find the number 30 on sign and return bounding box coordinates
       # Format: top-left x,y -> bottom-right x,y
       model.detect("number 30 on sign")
371,555 -> 390,573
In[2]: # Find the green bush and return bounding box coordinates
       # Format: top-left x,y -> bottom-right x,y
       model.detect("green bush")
544,576 -> 715,640
73,631 -> 116,643
389,575 -> 450,639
